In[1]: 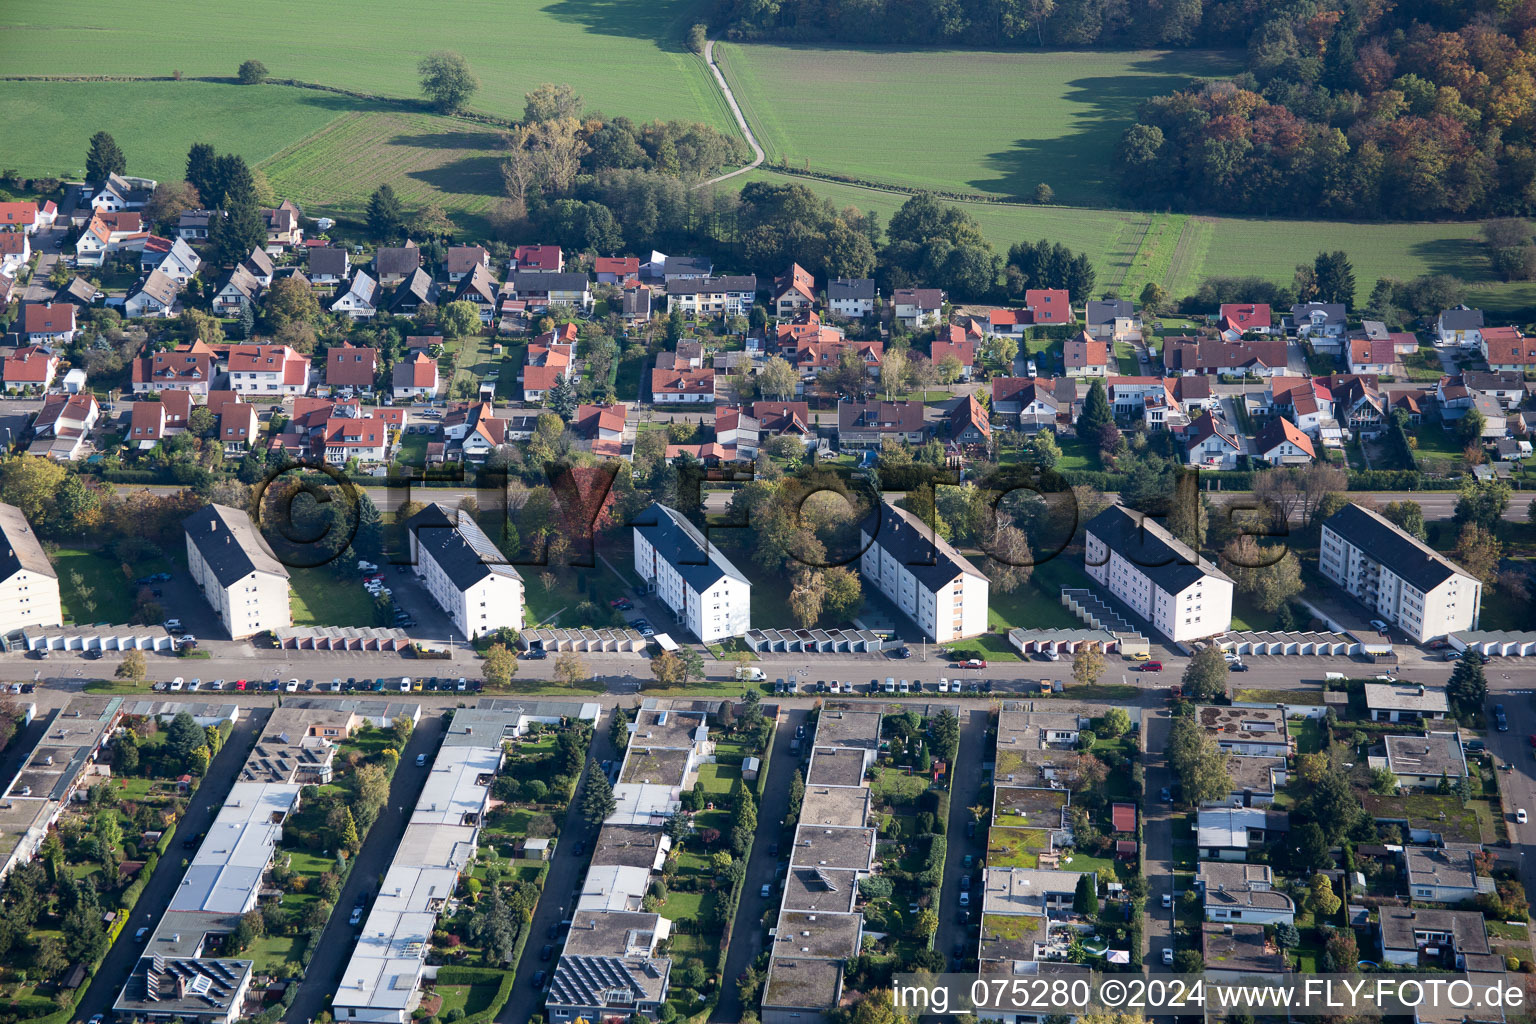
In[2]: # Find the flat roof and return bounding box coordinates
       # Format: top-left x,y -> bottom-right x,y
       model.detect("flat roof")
629,707 -> 706,749
807,747 -> 867,788
1197,705 -> 1288,743
782,865 -> 858,913
799,787 -> 872,828
1380,907 -> 1490,954
982,867 -> 1090,915
563,910 -> 670,957
1225,755 -> 1285,794
591,825 -> 670,870
979,912 -> 1049,962
1366,683 -> 1450,714
621,747 -> 692,787
1406,847 -> 1479,893
1202,922 -> 1285,974
811,710 -> 882,750
790,826 -> 876,872
772,911 -> 863,960
762,956 -> 844,1010
165,783 -> 300,919
1385,733 -> 1467,778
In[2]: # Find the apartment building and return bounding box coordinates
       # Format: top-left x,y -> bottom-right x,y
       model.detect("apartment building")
227,344 -> 311,396
184,504 -> 292,640
665,275 -> 758,317
1320,503 -> 1482,642
406,504 -> 524,641
0,503 -> 61,632
858,500 -> 989,642
632,503 -> 750,643
1083,505 -> 1234,642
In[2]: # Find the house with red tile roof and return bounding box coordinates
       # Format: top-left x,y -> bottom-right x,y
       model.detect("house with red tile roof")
22,302 -> 77,344
29,392 -> 98,461
219,402 -> 260,452
773,263 -> 816,318
575,403 -> 627,445
444,402 -> 509,461
0,231 -> 30,276
651,367 -> 717,404
594,256 -> 640,283
931,327 -> 977,380
129,401 -> 168,449
227,344 -> 310,396
1218,303 -> 1273,336
1347,335 -> 1399,376
512,244 -> 563,273
392,351 -> 439,399
1253,416 -> 1316,466
163,389 -> 195,429
320,414 -> 389,464
948,394 -> 990,446
1025,289 -> 1072,325
75,211 -> 149,266
0,201 -> 39,233
2,346 -> 58,391
751,401 -> 814,442
985,308 -> 1031,337
665,442 -> 746,464
1064,336 -> 1109,378
326,343 -> 379,391
521,333 -> 575,402
1481,327 -> 1536,372
133,340 -> 215,394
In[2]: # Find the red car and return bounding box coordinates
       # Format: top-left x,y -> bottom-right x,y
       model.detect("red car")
1426,639 -> 1450,649
1142,661 -> 1164,672
957,658 -> 987,669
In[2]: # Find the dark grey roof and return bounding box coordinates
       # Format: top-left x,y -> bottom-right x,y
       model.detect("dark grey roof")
374,245 -> 421,276
827,277 -> 875,301
512,271 -> 589,294
184,503 -> 290,586
307,246 -> 349,277
216,265 -> 260,302
454,263 -> 498,304
547,954 -> 670,1007
243,247 -> 275,279
1291,302 -> 1346,323
623,287 -> 651,318
1439,306 -> 1485,330
665,275 -> 757,295
0,503 -> 55,581
632,502 -> 749,592
1084,504 -> 1233,593
858,501 -> 985,589
388,267 -> 438,311
406,503 -> 521,590
663,256 -> 712,277
131,270 -> 178,306
1085,299 -> 1134,325
1322,502 -> 1473,593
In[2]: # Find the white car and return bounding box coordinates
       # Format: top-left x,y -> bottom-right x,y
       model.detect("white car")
169,677 -> 184,691
1222,651 -> 1240,663
938,679 -> 950,692
959,891 -> 970,906
1162,948 -> 1174,966
1045,650 -> 1061,661
1519,809 -> 1529,824
285,679 -> 299,692
1162,893 -> 1172,908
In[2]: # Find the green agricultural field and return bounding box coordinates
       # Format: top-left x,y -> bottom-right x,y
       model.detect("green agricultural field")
0,81 -> 371,181
0,0 -> 732,127
260,111 -> 508,238
715,45 -> 1240,205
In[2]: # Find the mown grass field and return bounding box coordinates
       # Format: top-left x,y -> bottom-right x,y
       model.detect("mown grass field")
0,81 -> 370,181
715,45 -> 1239,206
0,0 -> 733,126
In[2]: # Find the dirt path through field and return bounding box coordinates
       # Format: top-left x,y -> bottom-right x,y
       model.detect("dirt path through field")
701,38 -> 766,186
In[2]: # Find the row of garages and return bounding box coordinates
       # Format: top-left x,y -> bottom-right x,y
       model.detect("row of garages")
519,628 -> 649,653
1450,630 -> 1536,657
1007,627 -> 1146,657
273,626 -> 411,651
1214,630 -> 1358,656
743,628 -> 891,653
23,627 -> 177,652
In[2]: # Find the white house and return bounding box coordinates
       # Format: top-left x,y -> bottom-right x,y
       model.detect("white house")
859,500 -> 989,642
891,288 -> 944,329
406,504 -> 524,640
1437,306 -> 1484,348
1320,503 -> 1482,643
124,269 -> 180,319
392,352 -> 439,399
1365,683 -> 1449,724
1382,732 -> 1468,790
0,231 -> 30,277
1184,415 -> 1242,469
88,173 -> 154,212
632,502 -> 751,644
1252,416 -> 1315,465
0,504 -> 61,633
330,270 -> 380,320
666,275 -> 757,318
227,344 -> 311,396
1084,505 -> 1234,642
141,236 -> 201,285
1197,706 -> 1290,758
1198,862 -> 1295,925
212,264 -> 262,316
827,278 -> 875,319
1195,807 -> 1287,861
1405,847 -> 1484,905
1291,302 -> 1346,343
184,503 -> 292,640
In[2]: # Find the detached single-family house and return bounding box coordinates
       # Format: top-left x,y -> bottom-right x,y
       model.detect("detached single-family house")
325,344 -> 379,393
386,267 -> 439,315
1218,303 -> 1273,336
307,246 -> 350,287
219,402 -> 260,452
1291,302 -> 1347,343
948,395 -> 989,446
773,264 -> 816,319
1378,907 -> 1490,969
89,173 -> 154,212
992,377 -> 1072,432
392,352 -> 440,399
510,271 -> 591,310
22,302 -> 77,344
593,256 -> 640,284
75,211 -> 148,266
452,264 -> 498,322
1481,326 -> 1536,372
261,201 -> 304,250
139,236 -> 201,285
1365,683 -> 1449,724
227,344 -> 310,396
176,209 -> 216,241
667,275 -> 757,318
0,231 -> 30,276
124,269 -> 180,319
930,328 -> 977,380
1348,335 -> 1398,375
444,244 -> 490,283
3,346 -> 59,391
133,340 -> 216,395
1184,414 -> 1242,469
522,331 -> 575,402
1063,337 -> 1109,377
29,392 -> 99,461
1437,306 -> 1485,348
1085,299 -> 1139,342
1382,732 -> 1467,790
651,367 -> 717,404
129,400 -> 168,449
1198,863 -> 1295,925
1404,847 -> 1486,905
1198,706 -> 1289,757
374,243 -> 422,287
837,400 -> 925,449
212,265 -> 262,316
622,284 -> 652,326
319,415 -> 389,464
512,244 -> 563,273
1025,288 -> 1071,325
827,278 -> 875,319
1196,807 -> 1289,861
1252,416 -> 1315,465
892,288 -> 944,328
330,270 -> 380,319
0,201 -> 39,233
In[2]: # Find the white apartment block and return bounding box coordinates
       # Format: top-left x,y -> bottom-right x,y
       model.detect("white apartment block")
406,504 -> 523,641
0,504 -> 61,632
1320,503 -> 1481,643
184,504 -> 292,640
632,503 -> 750,643
858,501 -> 989,642
1084,505 -> 1234,643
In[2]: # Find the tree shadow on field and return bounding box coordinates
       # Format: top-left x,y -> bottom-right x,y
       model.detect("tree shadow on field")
1410,236 -> 1491,282
541,0 -> 700,48
390,131 -> 507,153
970,50 -> 1238,205
406,154 -> 505,200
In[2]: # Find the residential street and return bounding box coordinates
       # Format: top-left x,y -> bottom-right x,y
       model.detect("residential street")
1142,709 -> 1176,972
73,707 -> 269,1022
934,708 -> 989,968
496,717 -> 619,1024
283,714 -> 448,1024
712,705 -> 806,1023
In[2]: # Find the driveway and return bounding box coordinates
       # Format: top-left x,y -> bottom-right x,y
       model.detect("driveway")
1142,710 -> 1176,970
712,705 -> 805,1022
73,707 -> 270,1022
934,708 -> 988,967
497,716 -> 620,1024
285,714 -> 448,1023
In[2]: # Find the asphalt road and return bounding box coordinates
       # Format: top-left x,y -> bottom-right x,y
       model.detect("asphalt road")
496,719 -> 620,1024
934,708 -> 989,969
712,705 -> 806,1023
1142,711 -> 1176,972
74,707 -> 270,1022
284,714 -> 449,1024
1481,684 -> 1536,958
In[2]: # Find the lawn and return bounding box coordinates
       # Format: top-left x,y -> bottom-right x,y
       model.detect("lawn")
986,556 -> 1096,636
1287,718 -> 1323,755
1360,792 -> 1484,844
433,981 -> 504,1020
0,0 -> 734,126
289,569 -> 379,627
54,546 -> 141,624
715,45 -> 1239,206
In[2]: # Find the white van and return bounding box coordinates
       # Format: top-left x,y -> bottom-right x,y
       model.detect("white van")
736,666 -> 767,682
884,677 -> 896,693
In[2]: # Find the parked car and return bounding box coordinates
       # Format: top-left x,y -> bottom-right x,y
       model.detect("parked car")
1370,619 -> 1390,635
1142,661 -> 1163,672
961,658 -> 986,669
1162,949 -> 1174,965
760,884 -> 772,898
540,944 -> 554,961
1520,809 -> 1529,825
959,891 -> 970,906
416,753 -> 427,766
349,905 -> 364,926
1230,662 -> 1250,672
531,971 -> 547,991
1162,893 -> 1172,908
896,646 -> 913,659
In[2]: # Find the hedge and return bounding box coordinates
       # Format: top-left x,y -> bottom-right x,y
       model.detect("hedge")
435,966 -> 515,1024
